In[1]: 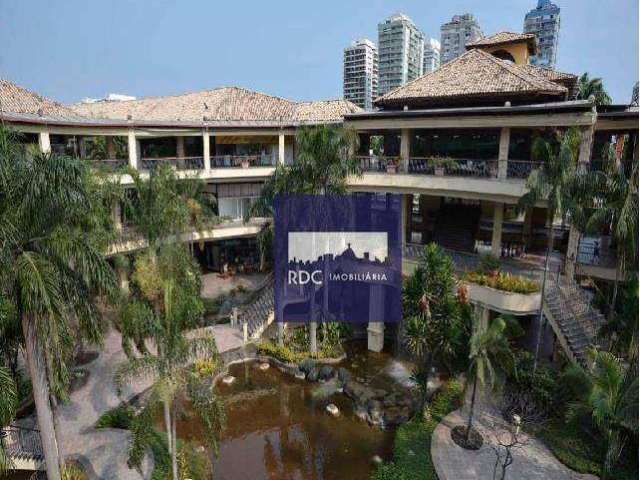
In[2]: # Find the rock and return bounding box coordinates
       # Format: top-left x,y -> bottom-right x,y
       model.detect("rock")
326,403 -> 340,417
383,406 -> 411,426
196,446 -> 206,453
221,375 -> 235,385
295,371 -> 306,380
318,366 -> 334,381
258,362 -> 270,371
306,367 -> 320,382
336,367 -> 350,384
371,455 -> 383,465
299,358 -> 315,374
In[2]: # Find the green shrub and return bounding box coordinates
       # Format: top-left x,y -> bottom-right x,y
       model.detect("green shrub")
191,358 -> 218,378
95,404 -> 135,429
477,253 -> 501,274
257,342 -> 306,363
538,420 -> 602,475
464,271 -> 539,294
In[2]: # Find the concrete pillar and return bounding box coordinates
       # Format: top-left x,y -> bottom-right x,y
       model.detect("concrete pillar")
242,321 -> 248,344
116,265 -> 129,294
566,125 -> 595,278
401,194 -> 408,246
309,321 -> 317,354
491,202 -> 504,257
278,322 -> 285,347
127,128 -> 138,170
176,136 -> 185,158
203,130 -> 211,170
278,133 -> 285,165
38,130 -> 51,153
400,128 -> 410,172
367,284 -> 385,352
106,136 -> 116,159
474,304 -> 489,332
498,127 -> 510,179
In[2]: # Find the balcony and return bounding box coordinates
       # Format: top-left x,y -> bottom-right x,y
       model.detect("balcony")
211,154 -> 276,169
140,156 -> 205,171
89,158 -> 128,173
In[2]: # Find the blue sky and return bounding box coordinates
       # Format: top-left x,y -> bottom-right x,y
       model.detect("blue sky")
1,0 -> 637,104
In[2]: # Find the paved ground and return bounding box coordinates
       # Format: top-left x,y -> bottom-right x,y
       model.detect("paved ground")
431,407 -> 599,480
51,325 -> 244,479
201,272 -> 266,299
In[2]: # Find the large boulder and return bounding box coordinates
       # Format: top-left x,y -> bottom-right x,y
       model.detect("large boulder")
299,358 -> 315,375
306,367 -> 320,382
318,366 -> 335,381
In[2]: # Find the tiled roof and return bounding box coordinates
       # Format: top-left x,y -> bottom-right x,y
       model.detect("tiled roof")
0,78 -> 84,121
71,87 -> 361,125
375,49 -> 568,107
466,32 -> 537,50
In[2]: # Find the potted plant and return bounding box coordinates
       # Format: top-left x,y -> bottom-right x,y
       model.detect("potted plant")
386,157 -> 400,174
428,156 -> 456,176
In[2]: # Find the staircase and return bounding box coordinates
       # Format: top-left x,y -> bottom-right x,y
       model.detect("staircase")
543,276 -> 605,365
237,274 -> 275,340
433,205 -> 480,252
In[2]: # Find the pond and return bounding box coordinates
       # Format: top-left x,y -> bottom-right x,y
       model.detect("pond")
175,341 -> 415,480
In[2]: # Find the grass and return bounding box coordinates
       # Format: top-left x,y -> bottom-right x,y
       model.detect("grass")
256,340 -> 342,364
371,380 -> 464,480
537,420 -> 602,476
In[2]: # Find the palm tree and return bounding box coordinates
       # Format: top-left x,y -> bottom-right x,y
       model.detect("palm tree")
518,128 -> 581,372
248,125 -> 359,352
582,143 -> 638,319
464,315 -> 513,442
0,365 -> 18,474
0,126 -> 117,480
567,348 -> 638,478
576,73 -> 612,106
115,244 -> 224,479
403,243 -> 471,408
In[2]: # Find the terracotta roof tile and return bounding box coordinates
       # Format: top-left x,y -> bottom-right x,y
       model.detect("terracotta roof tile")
375,49 -> 567,107
466,32 -> 537,50
0,78 -> 84,121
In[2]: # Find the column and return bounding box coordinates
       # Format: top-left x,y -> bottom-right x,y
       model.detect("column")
38,130 -> 51,153
474,304 -> 489,332
116,265 -> 129,294
127,128 -> 138,170
176,136 -> 185,158
498,127 -> 510,179
566,125 -> 595,278
401,194 -> 407,246
278,132 -> 285,165
491,202 -> 504,257
400,128 -> 410,173
112,202 -> 123,233
367,284 -> 385,352
203,130 -> 211,170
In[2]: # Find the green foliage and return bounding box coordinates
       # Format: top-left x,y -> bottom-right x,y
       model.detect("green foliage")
191,358 -> 218,378
371,380 -> 464,480
463,271 -> 540,294
538,420 -> 603,475
477,253 -> 501,274
95,404 -> 135,429
61,462 -> 88,480
257,342 -> 307,363
0,366 -> 18,474
577,72 -> 612,105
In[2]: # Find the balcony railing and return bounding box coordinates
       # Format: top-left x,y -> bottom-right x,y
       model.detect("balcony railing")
409,158 -> 498,178
211,155 -> 276,168
1,425 -> 44,460
357,155 -> 397,172
89,158 -> 128,172
140,157 -> 205,171
507,160 -> 542,179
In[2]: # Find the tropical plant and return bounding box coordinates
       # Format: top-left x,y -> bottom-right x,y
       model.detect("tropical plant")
0,365 -> 18,474
115,244 -> 224,480
576,73 -> 612,106
464,315 -> 514,442
565,348 -> 638,479
403,243 -> 472,409
0,125 -> 117,480
580,143 -> 638,320
517,128 -> 581,371
248,124 -> 359,353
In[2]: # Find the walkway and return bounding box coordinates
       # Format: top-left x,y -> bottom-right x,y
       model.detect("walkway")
53,326 -> 245,479
431,408 -> 598,480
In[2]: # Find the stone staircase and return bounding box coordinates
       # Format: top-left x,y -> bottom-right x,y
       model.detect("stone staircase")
237,274 -> 275,340
543,276 -> 605,365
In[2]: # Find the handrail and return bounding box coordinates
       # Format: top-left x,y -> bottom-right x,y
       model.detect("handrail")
1,425 -> 44,459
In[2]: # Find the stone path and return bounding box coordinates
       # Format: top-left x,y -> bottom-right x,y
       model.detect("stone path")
431,407 -> 599,480
54,326 -> 245,479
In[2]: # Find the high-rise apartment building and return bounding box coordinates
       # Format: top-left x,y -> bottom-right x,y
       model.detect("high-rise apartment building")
377,13 -> 425,95
523,0 -> 560,68
343,39 -> 379,110
423,38 -> 441,74
440,14 -> 483,64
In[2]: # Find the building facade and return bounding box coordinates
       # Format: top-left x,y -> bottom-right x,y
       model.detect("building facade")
423,38 -> 441,74
523,0 -> 561,68
377,13 -> 425,96
343,39 -> 379,110
440,13 -> 483,64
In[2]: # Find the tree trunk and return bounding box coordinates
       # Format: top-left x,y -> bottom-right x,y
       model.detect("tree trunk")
466,375 -> 478,441
533,213 -> 554,373
163,401 -> 173,477
21,314 -> 61,480
608,248 -> 622,321
171,404 -> 178,480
